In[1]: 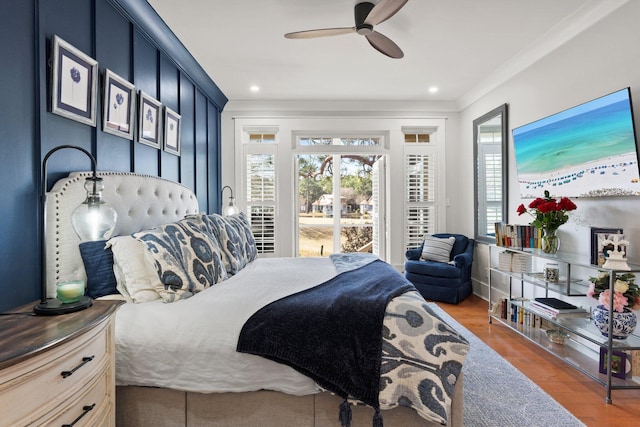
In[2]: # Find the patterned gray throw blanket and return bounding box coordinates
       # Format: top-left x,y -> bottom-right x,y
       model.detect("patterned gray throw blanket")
238,255 -> 468,426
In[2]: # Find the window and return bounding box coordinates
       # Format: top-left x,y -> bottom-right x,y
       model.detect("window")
234,117 -> 445,264
404,133 -> 430,143
473,104 -> 508,244
404,152 -> 437,249
294,132 -> 386,258
295,151 -> 383,257
248,133 -> 276,144
245,129 -> 278,255
299,137 -> 380,146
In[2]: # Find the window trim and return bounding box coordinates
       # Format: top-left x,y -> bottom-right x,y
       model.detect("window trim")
292,131 -> 389,152
473,103 -> 508,245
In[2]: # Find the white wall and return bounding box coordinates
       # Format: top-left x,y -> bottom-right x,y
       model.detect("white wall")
458,1 -> 640,298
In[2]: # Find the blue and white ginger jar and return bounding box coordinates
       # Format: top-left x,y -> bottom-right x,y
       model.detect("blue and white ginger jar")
592,304 -> 637,340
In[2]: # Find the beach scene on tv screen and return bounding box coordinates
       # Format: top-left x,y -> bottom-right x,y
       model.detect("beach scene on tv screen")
513,88 -> 640,198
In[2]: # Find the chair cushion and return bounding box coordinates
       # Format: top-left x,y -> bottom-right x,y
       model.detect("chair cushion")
421,235 -> 456,262
405,260 -> 462,278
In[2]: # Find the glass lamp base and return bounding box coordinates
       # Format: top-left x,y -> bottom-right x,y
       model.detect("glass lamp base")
33,296 -> 93,316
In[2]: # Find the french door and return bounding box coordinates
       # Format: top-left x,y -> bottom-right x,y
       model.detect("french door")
296,153 -> 385,258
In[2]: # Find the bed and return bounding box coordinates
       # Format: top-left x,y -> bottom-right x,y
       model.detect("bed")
45,171 -> 468,427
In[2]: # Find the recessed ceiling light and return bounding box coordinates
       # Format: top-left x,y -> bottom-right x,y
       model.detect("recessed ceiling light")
250,85 -> 260,93
428,86 -> 439,94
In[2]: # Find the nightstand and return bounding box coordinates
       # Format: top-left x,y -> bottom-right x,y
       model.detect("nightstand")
0,300 -> 122,426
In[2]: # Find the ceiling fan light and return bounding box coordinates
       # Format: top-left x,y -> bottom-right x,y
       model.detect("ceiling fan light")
356,24 -> 374,35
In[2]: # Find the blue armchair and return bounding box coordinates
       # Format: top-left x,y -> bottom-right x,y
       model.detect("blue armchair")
404,233 -> 474,304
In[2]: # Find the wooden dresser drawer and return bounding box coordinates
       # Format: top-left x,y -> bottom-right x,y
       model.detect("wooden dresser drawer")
44,366 -> 112,427
0,319 -> 109,426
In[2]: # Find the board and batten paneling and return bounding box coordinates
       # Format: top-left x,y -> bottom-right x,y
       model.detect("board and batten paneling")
0,0 -> 227,312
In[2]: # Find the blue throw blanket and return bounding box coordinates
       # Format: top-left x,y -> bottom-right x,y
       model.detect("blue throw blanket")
236,260 -> 416,426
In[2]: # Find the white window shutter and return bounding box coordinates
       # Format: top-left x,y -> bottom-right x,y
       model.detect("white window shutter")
479,145 -> 502,236
246,153 -> 276,254
405,153 -> 437,249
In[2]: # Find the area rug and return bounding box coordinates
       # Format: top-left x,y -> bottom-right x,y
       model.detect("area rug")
428,303 -> 586,427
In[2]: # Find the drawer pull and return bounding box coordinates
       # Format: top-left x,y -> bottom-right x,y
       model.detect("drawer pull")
61,403 -> 95,427
60,355 -> 95,378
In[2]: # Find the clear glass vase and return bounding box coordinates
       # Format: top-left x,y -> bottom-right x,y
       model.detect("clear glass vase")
541,228 -> 559,254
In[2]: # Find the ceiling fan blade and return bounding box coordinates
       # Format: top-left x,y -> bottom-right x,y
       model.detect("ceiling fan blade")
364,0 -> 409,26
365,31 -> 404,58
285,27 -> 355,39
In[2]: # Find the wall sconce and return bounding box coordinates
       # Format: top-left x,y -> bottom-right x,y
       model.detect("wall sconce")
34,145 -> 118,315
221,185 -> 240,216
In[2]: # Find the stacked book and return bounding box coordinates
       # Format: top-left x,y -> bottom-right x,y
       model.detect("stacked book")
498,250 -> 532,273
494,222 -> 542,249
528,297 -> 587,320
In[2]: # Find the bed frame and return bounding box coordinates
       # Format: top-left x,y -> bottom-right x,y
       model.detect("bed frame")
47,171 -> 463,427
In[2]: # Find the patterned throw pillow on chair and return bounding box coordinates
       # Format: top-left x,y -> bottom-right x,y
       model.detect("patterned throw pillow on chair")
421,235 -> 456,263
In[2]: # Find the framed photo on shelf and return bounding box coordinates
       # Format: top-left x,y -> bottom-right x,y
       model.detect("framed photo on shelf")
163,106 -> 181,156
137,91 -> 161,148
102,69 -> 135,139
50,35 -> 98,126
599,347 -> 627,379
590,227 -> 623,266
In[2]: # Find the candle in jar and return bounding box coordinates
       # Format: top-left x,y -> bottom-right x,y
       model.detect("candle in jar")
56,280 -> 85,303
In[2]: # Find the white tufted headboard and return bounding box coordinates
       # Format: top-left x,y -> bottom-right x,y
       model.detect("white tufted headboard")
45,171 -> 200,298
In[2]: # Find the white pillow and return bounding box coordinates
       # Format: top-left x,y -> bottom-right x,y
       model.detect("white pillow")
106,235 -> 162,303
421,235 -> 456,263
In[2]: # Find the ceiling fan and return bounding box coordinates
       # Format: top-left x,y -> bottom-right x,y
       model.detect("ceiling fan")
284,0 -> 409,59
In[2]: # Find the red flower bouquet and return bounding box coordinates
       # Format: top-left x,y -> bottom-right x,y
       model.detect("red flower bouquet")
516,190 -> 577,231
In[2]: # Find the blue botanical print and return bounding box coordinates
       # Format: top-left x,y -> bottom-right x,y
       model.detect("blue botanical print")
70,67 -> 81,83
114,93 -> 124,110
145,108 -> 154,124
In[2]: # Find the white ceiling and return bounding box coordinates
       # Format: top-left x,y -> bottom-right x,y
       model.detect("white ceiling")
147,0 -> 624,108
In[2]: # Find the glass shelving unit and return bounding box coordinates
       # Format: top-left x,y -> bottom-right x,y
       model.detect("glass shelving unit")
488,245 -> 640,403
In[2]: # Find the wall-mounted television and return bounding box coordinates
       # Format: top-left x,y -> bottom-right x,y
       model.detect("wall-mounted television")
513,87 -> 640,198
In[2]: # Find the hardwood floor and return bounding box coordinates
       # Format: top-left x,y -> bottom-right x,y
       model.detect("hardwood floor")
438,294 -> 640,427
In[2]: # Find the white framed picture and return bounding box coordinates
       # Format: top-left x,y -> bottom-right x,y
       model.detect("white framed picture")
163,106 -> 181,156
137,91 -> 161,148
50,35 -> 98,126
102,69 -> 135,139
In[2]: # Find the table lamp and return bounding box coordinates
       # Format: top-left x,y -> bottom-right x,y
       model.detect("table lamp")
33,145 -> 117,315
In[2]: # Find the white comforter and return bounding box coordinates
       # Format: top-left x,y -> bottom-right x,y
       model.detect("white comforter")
115,257 -> 338,395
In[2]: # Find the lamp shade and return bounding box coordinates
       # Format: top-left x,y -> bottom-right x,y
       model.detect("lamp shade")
71,177 -> 118,241
223,196 -> 240,216
221,185 -> 240,216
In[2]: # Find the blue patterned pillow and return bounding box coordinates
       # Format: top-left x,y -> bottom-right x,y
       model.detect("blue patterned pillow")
133,218 -> 227,302
201,213 -> 248,275
226,212 -> 258,262
79,240 -> 118,299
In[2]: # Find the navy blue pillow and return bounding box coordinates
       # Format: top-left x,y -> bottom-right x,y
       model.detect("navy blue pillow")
79,240 -> 118,299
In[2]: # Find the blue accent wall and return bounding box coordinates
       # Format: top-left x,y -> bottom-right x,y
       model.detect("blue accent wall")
0,0 -> 227,312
